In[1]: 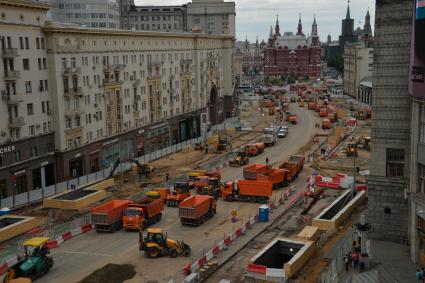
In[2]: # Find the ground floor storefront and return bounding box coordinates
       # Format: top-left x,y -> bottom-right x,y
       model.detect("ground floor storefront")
55,108 -> 206,180
0,133 -> 56,197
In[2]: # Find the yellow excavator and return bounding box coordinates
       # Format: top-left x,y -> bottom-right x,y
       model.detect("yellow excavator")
109,158 -> 154,179
139,228 -> 191,258
229,150 -> 249,167
345,143 -> 358,157
207,135 -> 230,151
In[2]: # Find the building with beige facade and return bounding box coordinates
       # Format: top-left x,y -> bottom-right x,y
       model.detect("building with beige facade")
0,0 -> 235,196
343,41 -> 373,99
118,0 -> 236,37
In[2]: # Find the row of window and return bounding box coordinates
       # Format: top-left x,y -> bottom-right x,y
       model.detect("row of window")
62,52 -> 192,69
55,3 -> 117,11
28,122 -> 52,137
131,15 -> 181,21
23,80 -> 48,94
25,100 -> 50,116
22,58 -> 47,71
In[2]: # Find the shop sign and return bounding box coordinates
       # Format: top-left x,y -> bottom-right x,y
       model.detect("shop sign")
14,169 -> 26,176
103,139 -> 119,146
412,66 -> 425,83
0,145 -> 16,155
40,161 -> 49,167
150,122 -> 168,130
75,153 -> 81,158
138,129 -> 145,134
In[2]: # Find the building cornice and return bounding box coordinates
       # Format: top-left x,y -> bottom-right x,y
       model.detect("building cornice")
0,0 -> 51,11
41,23 -> 234,41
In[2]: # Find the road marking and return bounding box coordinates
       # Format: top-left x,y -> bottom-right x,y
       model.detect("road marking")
56,250 -> 116,257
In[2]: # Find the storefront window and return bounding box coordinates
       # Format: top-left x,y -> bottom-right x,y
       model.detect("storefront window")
0,180 -> 6,198
101,139 -> 134,168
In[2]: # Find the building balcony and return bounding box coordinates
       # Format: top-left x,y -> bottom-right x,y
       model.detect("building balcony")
4,70 -> 20,81
134,95 -> 141,102
147,73 -> 161,81
64,87 -> 83,97
5,94 -> 23,105
103,65 -> 114,73
8,116 -> 25,128
62,67 -> 81,76
133,79 -> 141,87
147,61 -> 163,68
103,78 -> 123,87
2,48 -> 19,58
180,59 -> 193,66
64,107 -> 84,117
114,64 -> 126,71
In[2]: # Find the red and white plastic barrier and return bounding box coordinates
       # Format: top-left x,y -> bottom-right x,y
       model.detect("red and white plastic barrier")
0,223 -> 94,279
46,224 -> 93,248
183,188 -> 300,277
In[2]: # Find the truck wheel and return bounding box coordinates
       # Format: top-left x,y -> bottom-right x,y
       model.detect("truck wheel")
147,247 -> 160,258
166,201 -> 171,207
170,249 -> 178,258
156,213 -> 162,222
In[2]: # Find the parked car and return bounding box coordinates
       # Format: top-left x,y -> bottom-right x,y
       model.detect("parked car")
277,128 -> 288,138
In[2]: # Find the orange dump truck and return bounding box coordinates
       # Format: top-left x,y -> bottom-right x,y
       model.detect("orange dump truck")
243,163 -> 291,188
279,155 -> 304,180
243,163 -> 269,180
179,195 -> 216,226
244,143 -> 265,156
315,104 -> 322,112
91,200 -> 132,232
319,108 -> 328,117
327,113 -> 337,123
322,118 -> 331,129
289,115 -> 297,125
123,197 -> 164,230
222,180 -> 273,203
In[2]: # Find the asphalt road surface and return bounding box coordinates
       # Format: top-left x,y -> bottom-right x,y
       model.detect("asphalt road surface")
40,98 -> 319,283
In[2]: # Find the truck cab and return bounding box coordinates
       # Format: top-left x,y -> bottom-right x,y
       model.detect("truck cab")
263,127 -> 278,146
123,206 -> 145,230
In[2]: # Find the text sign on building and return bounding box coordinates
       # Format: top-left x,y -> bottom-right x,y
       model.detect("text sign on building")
0,145 -> 15,155
418,0 -> 425,20
412,66 -> 425,82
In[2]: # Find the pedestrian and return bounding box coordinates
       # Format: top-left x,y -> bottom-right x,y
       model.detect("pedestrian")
422,267 -> 425,279
266,157 -> 269,166
352,251 -> 359,270
165,173 -> 170,183
416,269 -> 423,283
344,254 -> 350,271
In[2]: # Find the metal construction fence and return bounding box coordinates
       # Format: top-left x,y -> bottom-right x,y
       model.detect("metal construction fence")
0,117 -> 241,209
320,228 -> 354,283
0,133 -> 208,209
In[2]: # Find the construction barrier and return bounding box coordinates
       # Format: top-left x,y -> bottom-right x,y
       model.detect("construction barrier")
182,188 -> 300,277
0,215 -> 93,280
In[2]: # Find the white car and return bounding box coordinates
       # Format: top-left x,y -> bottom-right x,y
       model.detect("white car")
277,128 -> 288,138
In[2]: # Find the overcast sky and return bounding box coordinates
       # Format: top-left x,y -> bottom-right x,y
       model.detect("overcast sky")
136,0 -> 375,43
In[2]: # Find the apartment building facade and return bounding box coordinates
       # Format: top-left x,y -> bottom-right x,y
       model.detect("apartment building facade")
118,0 -> 236,37
0,0 -> 55,198
0,0 -> 234,196
48,0 -> 120,29
343,42 -> 373,98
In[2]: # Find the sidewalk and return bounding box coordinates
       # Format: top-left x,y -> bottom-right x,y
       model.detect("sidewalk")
338,238 -> 417,283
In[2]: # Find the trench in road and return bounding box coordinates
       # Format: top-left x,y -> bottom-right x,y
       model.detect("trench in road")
39,99 -> 320,283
